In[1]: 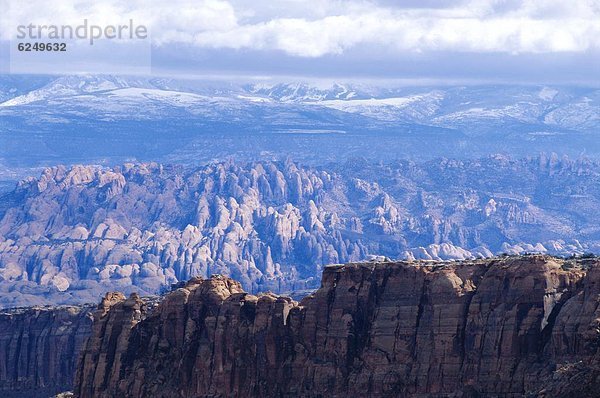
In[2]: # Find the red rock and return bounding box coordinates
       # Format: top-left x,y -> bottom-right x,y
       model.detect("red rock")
0,305 -> 92,397
74,255 -> 600,397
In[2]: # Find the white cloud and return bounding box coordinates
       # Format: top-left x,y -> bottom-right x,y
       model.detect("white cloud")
2,0 -> 600,57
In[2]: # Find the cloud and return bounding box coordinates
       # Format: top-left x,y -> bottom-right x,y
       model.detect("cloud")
2,0 -> 599,57
182,11 -> 600,57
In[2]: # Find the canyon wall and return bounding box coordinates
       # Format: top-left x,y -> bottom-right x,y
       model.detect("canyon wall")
0,305 -> 93,397
74,255 -> 600,397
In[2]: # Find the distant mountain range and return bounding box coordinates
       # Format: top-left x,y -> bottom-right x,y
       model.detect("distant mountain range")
2,75 -> 598,130
1,157 -> 600,308
1,75 -> 599,184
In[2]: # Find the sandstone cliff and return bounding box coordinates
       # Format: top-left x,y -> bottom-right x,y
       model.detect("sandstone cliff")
0,305 -> 93,397
74,255 -> 600,397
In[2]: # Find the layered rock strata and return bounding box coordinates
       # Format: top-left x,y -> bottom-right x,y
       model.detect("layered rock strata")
0,305 -> 93,397
74,255 -> 600,397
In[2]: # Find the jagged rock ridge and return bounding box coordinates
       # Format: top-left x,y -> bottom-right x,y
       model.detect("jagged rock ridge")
74,255 -> 600,397
2,157 -> 600,307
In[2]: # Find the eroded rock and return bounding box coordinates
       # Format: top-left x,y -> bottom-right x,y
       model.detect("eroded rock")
74,255 -> 600,397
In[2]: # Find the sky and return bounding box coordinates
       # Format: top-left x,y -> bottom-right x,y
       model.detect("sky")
0,0 -> 599,82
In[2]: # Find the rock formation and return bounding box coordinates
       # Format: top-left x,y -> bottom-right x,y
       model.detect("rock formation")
2,158 -> 600,307
74,255 -> 600,397
0,305 -> 93,397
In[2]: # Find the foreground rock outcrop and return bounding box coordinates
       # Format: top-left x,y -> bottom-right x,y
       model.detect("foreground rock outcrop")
0,305 -> 93,397
74,255 -> 600,397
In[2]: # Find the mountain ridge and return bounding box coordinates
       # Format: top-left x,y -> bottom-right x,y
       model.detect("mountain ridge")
2,75 -> 598,131
1,157 -> 600,307
1,74 -> 599,177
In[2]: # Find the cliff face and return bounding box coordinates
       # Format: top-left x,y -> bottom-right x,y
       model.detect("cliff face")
0,305 -> 93,397
74,255 -> 600,397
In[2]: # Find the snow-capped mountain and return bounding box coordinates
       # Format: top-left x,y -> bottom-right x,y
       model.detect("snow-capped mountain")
247,82 -> 362,102
0,74 -> 599,182
1,75 -> 598,131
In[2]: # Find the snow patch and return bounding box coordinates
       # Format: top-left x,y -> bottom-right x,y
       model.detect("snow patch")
539,87 -> 559,101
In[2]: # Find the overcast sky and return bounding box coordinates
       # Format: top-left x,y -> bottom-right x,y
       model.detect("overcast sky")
1,0 -> 599,82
